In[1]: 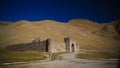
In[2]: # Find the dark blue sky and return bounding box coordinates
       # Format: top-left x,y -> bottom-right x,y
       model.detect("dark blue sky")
0,0 -> 120,23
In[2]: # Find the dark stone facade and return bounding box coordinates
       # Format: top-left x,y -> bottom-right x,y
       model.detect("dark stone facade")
7,38 -> 49,52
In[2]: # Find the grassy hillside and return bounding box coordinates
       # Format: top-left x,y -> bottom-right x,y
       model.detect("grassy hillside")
0,19 -> 120,52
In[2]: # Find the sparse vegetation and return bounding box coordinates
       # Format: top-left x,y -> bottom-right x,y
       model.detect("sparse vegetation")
0,49 -> 47,63
104,62 -> 116,65
70,61 -> 87,64
51,52 -> 66,60
77,51 -> 119,60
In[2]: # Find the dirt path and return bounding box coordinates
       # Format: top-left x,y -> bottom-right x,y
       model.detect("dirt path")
0,52 -> 118,68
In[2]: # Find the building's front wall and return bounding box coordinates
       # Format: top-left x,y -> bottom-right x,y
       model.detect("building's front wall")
49,37 -> 79,53
64,37 -> 79,52
48,39 -> 66,53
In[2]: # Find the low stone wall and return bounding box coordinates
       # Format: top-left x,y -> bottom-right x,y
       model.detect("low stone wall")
6,41 -> 47,52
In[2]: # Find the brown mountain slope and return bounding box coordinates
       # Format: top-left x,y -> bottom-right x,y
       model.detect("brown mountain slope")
92,20 -> 120,39
0,19 -> 120,52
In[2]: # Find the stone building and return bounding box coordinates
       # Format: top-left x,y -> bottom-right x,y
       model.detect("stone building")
7,37 -> 79,53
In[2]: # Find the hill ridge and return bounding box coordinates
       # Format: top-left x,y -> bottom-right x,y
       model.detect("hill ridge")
0,19 -> 120,52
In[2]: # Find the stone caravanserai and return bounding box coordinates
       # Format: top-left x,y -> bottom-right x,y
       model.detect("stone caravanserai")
7,37 -> 79,53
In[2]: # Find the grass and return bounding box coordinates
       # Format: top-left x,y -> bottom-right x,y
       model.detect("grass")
77,51 -> 119,60
51,52 -> 67,60
104,62 -> 116,65
0,49 -> 47,63
70,61 -> 87,64
0,48 -> 67,63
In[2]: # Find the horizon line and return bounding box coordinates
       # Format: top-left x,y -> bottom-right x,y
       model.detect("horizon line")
0,18 -> 120,23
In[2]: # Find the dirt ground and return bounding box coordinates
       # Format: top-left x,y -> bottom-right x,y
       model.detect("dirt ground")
0,52 -> 118,68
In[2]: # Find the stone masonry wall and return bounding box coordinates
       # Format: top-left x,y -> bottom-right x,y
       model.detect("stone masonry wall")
7,40 -> 47,52
6,37 -> 79,53
48,39 -> 66,53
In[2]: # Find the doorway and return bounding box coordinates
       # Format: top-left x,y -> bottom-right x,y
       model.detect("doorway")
71,44 -> 75,52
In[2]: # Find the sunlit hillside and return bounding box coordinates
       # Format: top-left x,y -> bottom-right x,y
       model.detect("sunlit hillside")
0,19 -> 120,52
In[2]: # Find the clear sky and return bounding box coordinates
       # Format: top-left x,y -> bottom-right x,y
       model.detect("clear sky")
0,0 -> 120,23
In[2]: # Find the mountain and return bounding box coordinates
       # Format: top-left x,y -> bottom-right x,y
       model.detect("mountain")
0,19 -> 120,52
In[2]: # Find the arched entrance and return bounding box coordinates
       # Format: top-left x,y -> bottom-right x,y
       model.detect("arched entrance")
71,44 -> 75,52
